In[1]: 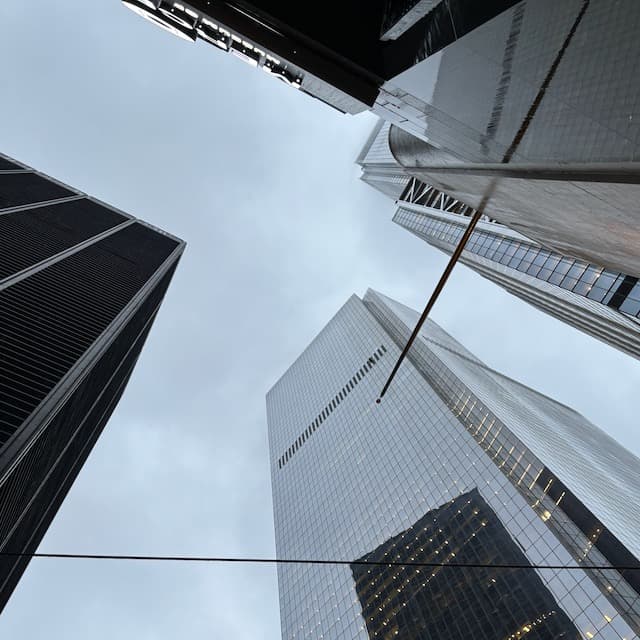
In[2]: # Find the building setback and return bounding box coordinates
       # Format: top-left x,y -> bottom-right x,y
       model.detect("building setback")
357,121 -> 640,361
0,152 -> 184,611
267,289 -> 640,639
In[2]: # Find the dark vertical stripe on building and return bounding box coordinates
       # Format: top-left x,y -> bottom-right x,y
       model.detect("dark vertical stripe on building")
607,275 -> 639,310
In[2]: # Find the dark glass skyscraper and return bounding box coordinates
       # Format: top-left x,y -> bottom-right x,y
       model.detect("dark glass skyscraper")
0,152 -> 184,611
352,489 -> 580,639
267,290 -> 640,639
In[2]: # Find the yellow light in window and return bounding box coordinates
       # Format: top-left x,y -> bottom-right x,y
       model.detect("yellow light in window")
585,632 -> 594,639
604,614 -> 612,623
541,510 -> 552,522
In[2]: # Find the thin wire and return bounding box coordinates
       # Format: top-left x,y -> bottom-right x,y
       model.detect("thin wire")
1,551 -> 637,572
377,0 -> 591,401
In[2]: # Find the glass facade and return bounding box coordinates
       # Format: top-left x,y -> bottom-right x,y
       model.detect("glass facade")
267,290 -> 640,639
392,193 -> 640,361
353,489 -> 580,639
378,0 -> 640,163
0,152 -> 184,611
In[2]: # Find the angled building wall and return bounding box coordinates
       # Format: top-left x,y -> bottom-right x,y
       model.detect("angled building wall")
267,290 -> 640,639
0,153 -> 185,610
385,0 -> 640,277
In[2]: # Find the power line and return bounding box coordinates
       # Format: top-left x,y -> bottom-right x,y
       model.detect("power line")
1,551 -> 637,572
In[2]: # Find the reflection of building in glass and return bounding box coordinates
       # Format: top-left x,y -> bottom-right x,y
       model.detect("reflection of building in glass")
352,488 -> 579,639
357,123 -> 640,360
267,289 -> 640,639
0,152 -> 184,611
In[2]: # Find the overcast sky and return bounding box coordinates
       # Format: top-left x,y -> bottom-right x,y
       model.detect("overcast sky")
0,1 -> 639,638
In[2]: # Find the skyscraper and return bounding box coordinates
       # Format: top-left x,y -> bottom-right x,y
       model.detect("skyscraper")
358,121 -> 640,360
267,289 -> 640,639
0,152 -> 185,611
385,0 -> 640,279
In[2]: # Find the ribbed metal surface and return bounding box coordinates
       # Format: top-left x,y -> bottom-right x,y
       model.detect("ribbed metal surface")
0,264 -> 177,606
0,224 -> 179,448
0,199 -> 127,280
0,173 -> 74,210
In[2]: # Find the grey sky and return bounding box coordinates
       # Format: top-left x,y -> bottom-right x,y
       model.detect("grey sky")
0,1 -> 638,638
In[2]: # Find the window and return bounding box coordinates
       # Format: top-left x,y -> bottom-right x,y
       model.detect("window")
277,346 -> 387,469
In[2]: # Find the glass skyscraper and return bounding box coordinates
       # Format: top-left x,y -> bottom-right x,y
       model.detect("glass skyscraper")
358,121 -> 640,361
0,152 -> 184,611
267,289 -> 640,639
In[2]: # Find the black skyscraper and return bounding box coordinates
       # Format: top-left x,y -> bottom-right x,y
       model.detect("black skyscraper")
0,153 -> 184,611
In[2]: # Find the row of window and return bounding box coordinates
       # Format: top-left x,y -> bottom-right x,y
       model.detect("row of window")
395,208 -> 640,318
277,346 -> 387,470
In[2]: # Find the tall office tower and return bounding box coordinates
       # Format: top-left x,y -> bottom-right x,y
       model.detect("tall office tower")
357,122 -> 640,359
267,289 -> 640,639
0,153 -> 184,611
